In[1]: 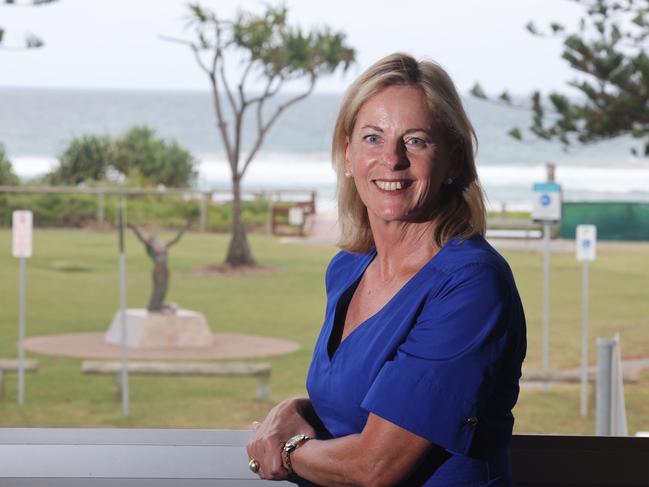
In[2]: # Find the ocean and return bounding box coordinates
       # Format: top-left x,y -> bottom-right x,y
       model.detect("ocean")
2,87 -> 648,211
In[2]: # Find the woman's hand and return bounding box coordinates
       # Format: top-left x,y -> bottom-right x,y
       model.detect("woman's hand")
246,397 -> 317,480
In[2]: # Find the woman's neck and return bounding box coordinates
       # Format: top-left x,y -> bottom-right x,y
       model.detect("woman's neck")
368,218 -> 439,282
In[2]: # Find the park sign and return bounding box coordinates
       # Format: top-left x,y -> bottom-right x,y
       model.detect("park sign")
288,206 -> 305,226
576,224 -> 597,262
12,211 -> 33,258
532,182 -> 562,223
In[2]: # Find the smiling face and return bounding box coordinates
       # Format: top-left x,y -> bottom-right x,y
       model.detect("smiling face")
345,84 -> 453,227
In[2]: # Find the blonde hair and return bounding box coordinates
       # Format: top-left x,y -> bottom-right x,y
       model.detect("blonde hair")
332,52 -> 486,253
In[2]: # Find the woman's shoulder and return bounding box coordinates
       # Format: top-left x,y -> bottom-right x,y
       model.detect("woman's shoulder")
434,235 -> 513,279
324,249 -> 374,289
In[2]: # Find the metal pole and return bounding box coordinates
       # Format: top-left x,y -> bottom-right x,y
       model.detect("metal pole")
17,257 -> 26,405
542,223 -> 551,379
596,338 -> 615,435
97,191 -> 105,227
580,261 -> 590,417
118,201 -> 129,416
200,193 -> 207,233
267,195 -> 274,235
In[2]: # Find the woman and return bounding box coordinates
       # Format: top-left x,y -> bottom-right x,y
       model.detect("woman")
246,52 -> 526,487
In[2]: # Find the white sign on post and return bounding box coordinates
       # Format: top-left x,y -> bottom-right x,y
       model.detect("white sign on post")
12,211 -> 33,258
532,182 -> 562,223
288,206 -> 304,226
576,224 -> 597,261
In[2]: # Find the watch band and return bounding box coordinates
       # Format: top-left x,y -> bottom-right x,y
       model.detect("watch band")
282,434 -> 313,474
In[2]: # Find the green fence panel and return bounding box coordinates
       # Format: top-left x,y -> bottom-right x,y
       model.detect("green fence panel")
560,202 -> 649,241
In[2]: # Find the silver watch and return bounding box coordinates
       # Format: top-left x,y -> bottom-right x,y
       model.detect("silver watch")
282,434 -> 312,473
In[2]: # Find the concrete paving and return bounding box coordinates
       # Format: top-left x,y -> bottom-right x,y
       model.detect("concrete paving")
24,332 -> 300,360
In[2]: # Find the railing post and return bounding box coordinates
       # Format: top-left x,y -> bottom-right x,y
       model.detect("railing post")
97,191 -> 105,227
266,192 -> 274,235
200,192 -> 207,233
596,337 -> 615,435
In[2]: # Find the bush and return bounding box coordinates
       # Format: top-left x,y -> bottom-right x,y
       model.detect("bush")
47,126 -> 197,188
0,144 -> 20,186
47,135 -> 114,185
0,192 -> 269,232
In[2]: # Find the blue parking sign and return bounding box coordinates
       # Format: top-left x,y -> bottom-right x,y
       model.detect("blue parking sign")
532,182 -> 562,222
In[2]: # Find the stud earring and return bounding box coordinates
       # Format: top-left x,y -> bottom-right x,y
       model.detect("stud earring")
344,170 -> 352,178
445,178 -> 453,185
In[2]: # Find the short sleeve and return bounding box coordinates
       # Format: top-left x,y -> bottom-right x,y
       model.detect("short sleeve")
360,262 -> 513,455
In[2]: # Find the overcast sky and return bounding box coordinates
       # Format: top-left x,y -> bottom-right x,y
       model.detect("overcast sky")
1,0 -> 585,94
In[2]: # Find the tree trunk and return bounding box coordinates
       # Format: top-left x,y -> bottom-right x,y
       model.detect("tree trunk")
225,175 -> 256,266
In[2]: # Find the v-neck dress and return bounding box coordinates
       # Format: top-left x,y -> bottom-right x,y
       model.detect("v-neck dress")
305,236 -> 527,486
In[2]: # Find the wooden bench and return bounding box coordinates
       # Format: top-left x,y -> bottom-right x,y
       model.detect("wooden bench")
82,361 -> 271,400
0,359 -> 39,400
269,192 -> 317,237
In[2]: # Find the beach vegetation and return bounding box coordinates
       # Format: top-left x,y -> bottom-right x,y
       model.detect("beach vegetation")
165,3 -> 355,267
47,126 -> 198,188
0,144 -> 19,185
47,135 -> 115,186
0,191 -> 269,231
473,0 -> 649,155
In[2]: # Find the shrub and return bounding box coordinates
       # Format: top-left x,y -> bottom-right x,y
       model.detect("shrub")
0,144 -> 20,186
47,126 -> 197,188
0,192 -> 269,232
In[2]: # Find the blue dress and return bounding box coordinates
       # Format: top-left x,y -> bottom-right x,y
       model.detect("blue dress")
306,236 -> 526,486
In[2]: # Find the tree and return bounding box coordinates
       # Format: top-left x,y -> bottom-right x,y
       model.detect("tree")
473,0 -> 649,155
48,126 -> 197,187
114,126 -> 197,188
48,135 -> 114,185
0,0 -> 57,50
165,3 -> 355,266
0,143 -> 19,185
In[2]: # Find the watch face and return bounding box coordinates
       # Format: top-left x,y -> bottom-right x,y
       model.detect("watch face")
285,434 -> 307,451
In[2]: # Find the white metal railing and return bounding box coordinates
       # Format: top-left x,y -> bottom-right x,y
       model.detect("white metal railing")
0,428 -> 288,486
1,428 -> 647,486
0,185 -> 317,232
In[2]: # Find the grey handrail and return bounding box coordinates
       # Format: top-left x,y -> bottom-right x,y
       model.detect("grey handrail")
1,429 -> 647,486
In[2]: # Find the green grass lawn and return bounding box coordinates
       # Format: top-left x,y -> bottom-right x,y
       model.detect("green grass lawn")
0,229 -> 647,435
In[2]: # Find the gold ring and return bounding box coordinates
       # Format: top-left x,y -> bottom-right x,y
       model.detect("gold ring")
248,458 -> 260,473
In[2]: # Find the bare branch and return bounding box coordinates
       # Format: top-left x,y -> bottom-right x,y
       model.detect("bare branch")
237,58 -> 256,107
241,74 -> 317,177
220,59 -> 238,115
160,35 -> 213,76
253,76 -> 278,133
158,34 -> 196,47
248,75 -> 282,109
208,69 -> 235,170
211,21 -> 238,170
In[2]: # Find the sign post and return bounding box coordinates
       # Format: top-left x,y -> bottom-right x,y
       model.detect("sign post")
576,224 -> 597,417
12,210 -> 33,405
532,182 -> 562,383
117,200 -> 129,416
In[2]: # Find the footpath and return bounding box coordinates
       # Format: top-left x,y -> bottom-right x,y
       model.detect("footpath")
288,210 -> 649,253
